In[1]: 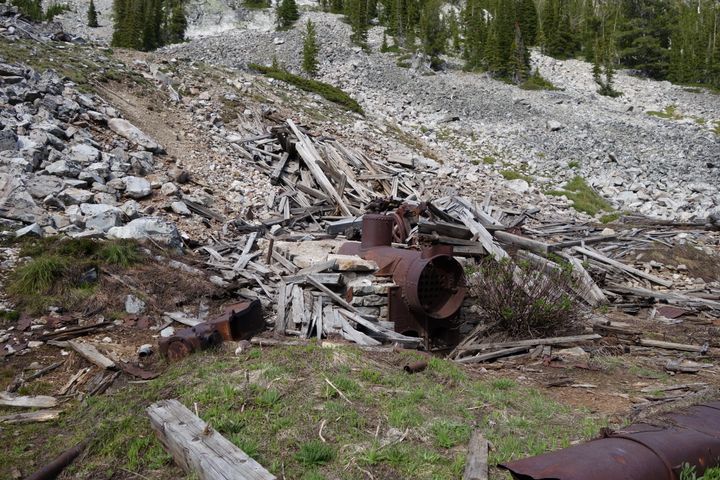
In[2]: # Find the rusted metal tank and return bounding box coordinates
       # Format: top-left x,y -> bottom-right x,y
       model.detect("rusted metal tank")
159,299 -> 264,360
339,214 -> 466,345
500,401 -> 720,480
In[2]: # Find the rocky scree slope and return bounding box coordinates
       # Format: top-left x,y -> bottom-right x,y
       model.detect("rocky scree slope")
164,10 -> 720,222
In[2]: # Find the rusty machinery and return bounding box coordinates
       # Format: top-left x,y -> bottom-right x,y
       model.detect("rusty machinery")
159,300 -> 264,360
339,214 -> 467,346
501,401 -> 720,480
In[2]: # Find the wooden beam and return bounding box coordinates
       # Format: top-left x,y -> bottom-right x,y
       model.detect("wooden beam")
147,399 -> 276,480
67,340 -> 116,369
638,339 -> 707,353
461,334 -> 602,353
463,430 -> 488,480
494,231 -> 550,255
0,409 -> 61,424
0,393 -> 58,408
573,246 -> 673,287
455,346 -> 530,364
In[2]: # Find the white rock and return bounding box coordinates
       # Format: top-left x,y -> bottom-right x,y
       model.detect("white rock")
108,217 -> 182,248
124,176 -> 152,199
171,201 -> 191,216
125,294 -> 146,314
505,179 -> 530,194
15,223 -> 43,238
108,118 -> 163,153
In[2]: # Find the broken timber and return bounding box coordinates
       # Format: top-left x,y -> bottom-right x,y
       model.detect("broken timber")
463,430 -> 489,480
147,399 -> 276,480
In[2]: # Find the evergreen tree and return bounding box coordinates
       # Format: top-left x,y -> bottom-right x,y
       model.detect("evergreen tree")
302,19 -> 319,76
167,1 -> 187,43
593,38 -> 621,97
517,0 -> 537,47
462,0 -> 485,69
447,9 -> 461,54
346,0 -> 369,48
420,0 -> 446,63
87,0 -> 99,28
276,0 -> 299,29
511,22 -> 530,83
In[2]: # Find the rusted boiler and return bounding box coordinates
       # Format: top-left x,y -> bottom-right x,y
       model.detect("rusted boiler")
339,214 -> 467,345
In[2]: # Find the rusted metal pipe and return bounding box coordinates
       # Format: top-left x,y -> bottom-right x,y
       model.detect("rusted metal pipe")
500,401 -> 720,480
339,214 -> 466,344
24,440 -> 88,480
159,299 -> 264,360
404,361 -> 428,373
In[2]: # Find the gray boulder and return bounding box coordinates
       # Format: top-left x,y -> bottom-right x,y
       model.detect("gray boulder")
85,208 -> 123,232
107,217 -> 182,248
15,223 -> 43,238
0,130 -> 18,151
108,118 -> 163,153
46,159 -> 81,177
124,176 -> 152,199
69,144 -> 101,164
59,187 -> 94,205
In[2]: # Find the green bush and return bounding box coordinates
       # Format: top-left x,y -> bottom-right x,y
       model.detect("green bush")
469,257 -> 583,337
547,176 -> 612,216
249,63 -> 363,114
44,2 -> 71,20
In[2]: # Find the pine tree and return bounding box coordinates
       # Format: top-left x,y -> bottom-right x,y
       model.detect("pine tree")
381,30 -> 389,52
511,22 -> 529,83
302,19 -> 319,76
447,9 -> 461,54
346,0 -> 369,48
87,0 -> 99,28
167,1 -> 187,44
420,0 -> 446,63
593,37 -> 621,97
517,0 -> 537,47
276,0 -> 299,29
463,0 -> 486,69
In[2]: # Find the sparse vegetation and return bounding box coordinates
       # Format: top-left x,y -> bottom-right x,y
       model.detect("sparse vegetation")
7,238 -> 142,314
501,169 -> 532,183
249,64 -> 363,114
547,176 -> 613,216
647,105 -> 682,120
1,346 -> 608,479
470,257 -> 583,337
520,69 -> 559,91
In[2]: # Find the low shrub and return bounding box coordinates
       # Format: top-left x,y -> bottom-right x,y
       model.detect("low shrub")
249,63 -> 363,114
469,257 -> 583,337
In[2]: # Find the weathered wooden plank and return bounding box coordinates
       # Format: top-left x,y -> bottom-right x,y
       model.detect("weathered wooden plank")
462,334 -> 602,353
0,393 -> 58,408
287,119 -> 352,216
283,273 -> 345,286
463,430 -> 488,480
67,340 -> 116,369
270,152 -> 290,185
573,246 -> 673,287
275,282 -> 287,334
559,253 -> 608,307
638,338 -> 707,353
0,409 -> 61,424
147,399 -> 276,480
455,346 -> 530,364
494,231 -> 550,255
458,208 -> 509,260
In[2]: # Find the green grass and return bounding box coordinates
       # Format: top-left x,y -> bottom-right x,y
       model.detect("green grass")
501,169 -> 533,183
483,156 -> 496,165
7,238 -> 142,314
249,64 -> 363,114
567,160 -> 580,169
547,176 -> 613,216
600,212 -> 622,224
647,105 -> 682,120
295,441 -> 335,466
520,71 -> 559,91
2,346 -> 609,480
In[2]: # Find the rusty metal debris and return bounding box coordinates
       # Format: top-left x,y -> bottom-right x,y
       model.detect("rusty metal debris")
159,300 -> 264,360
500,401 -> 720,480
339,214 -> 467,346
24,440 -> 88,480
404,361 -> 428,373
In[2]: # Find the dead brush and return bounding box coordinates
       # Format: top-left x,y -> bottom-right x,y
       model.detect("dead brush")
469,257 -> 586,337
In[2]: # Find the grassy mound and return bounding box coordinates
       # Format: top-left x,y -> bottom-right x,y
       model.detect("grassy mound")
249,64 -> 364,114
